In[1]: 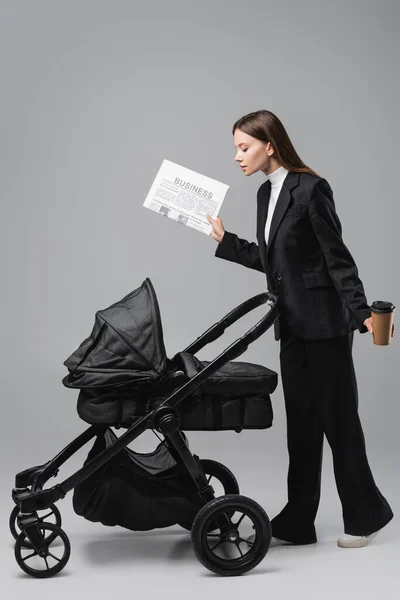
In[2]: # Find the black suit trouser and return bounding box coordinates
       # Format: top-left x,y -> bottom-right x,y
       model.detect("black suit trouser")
270,316 -> 393,543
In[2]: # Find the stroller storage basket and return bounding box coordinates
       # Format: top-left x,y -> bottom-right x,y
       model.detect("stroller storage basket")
73,429 -> 203,531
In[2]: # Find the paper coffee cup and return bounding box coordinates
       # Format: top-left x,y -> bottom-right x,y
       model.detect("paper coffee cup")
370,301 -> 395,346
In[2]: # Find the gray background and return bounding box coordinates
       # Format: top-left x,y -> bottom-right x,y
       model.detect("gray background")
1,0 -> 399,597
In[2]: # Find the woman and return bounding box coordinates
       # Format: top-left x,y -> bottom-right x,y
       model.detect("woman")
207,110 -> 393,549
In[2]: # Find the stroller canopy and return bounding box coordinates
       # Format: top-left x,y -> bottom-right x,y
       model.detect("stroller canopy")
63,278 -> 167,389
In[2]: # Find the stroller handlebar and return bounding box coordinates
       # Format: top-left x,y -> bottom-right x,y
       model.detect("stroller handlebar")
177,290 -> 279,357
166,291 -> 281,409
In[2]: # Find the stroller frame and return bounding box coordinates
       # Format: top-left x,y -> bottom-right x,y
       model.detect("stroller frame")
12,290 -> 280,576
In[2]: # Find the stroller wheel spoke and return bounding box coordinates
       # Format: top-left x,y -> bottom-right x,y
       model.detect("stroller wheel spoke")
44,557 -> 50,570
234,513 -> 246,528
21,551 -> 38,562
47,552 -> 61,562
234,542 -> 244,557
238,536 -> 252,546
210,539 -> 224,552
220,511 -> 232,526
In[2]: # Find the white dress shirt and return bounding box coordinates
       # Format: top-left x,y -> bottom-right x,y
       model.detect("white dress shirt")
264,166 -> 289,246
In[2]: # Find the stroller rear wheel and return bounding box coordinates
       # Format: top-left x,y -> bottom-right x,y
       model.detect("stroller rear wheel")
14,522 -> 70,578
10,504 -> 62,548
198,459 -> 240,496
179,459 -> 239,531
191,494 -> 271,577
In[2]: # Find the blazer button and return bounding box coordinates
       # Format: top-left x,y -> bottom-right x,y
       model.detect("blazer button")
276,275 -> 282,281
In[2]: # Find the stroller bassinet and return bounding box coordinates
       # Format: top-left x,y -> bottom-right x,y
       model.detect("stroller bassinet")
63,278 -> 277,431
11,278 -> 281,579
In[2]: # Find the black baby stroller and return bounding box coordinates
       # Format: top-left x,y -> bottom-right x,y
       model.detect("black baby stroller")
10,278 -> 281,578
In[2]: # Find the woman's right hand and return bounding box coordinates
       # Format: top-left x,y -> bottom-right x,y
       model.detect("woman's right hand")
206,214 -> 225,243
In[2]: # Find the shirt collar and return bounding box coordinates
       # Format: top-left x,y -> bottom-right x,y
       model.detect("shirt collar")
265,166 -> 289,186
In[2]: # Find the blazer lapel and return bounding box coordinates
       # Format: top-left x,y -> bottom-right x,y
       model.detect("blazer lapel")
266,171 -> 300,255
256,180 -> 271,275
266,185 -> 291,251
257,180 -> 271,244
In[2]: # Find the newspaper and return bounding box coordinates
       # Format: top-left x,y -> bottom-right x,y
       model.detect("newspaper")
143,159 -> 229,235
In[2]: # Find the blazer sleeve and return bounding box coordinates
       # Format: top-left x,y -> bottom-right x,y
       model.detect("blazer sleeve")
308,178 -> 371,332
214,230 -> 264,273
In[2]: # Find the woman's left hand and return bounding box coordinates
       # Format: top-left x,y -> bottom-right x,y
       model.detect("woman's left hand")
364,317 -> 373,334
363,317 -> 395,337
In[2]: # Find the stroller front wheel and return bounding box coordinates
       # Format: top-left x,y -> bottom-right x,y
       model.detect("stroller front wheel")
15,522 -> 71,578
191,494 -> 271,577
10,504 -> 62,548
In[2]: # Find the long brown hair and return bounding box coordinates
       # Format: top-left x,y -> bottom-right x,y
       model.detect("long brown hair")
232,110 -> 318,176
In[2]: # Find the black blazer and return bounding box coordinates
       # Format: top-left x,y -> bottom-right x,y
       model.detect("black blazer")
215,171 -> 371,341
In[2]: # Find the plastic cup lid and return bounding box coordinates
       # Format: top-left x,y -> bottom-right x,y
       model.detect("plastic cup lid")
370,301 -> 395,313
